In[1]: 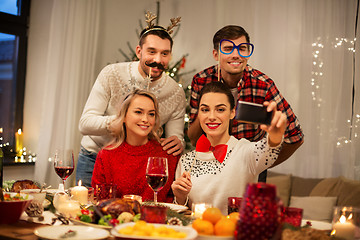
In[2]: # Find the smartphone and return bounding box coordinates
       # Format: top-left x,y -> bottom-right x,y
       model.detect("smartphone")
235,101 -> 273,125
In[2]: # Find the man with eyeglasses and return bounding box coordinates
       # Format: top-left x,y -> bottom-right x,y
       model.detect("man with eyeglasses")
187,25 -> 304,181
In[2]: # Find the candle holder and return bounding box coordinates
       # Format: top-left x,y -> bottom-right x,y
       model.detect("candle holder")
235,183 -> 283,240
331,206 -> 360,240
95,183 -> 117,201
282,207 -> 303,227
140,205 -> 167,224
123,194 -> 143,204
228,197 -> 243,215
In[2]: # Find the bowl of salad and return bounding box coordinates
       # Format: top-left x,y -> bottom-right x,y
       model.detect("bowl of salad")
0,192 -> 33,224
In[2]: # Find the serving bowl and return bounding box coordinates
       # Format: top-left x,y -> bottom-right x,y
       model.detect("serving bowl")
0,192 -> 33,224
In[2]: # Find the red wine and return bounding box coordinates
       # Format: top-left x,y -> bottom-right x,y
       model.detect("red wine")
146,174 -> 168,191
55,166 -> 74,180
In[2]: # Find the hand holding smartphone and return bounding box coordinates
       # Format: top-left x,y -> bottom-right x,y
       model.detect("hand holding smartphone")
235,101 -> 273,125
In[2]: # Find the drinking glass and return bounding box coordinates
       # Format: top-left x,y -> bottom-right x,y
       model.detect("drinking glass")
54,149 -> 74,188
145,157 -> 168,204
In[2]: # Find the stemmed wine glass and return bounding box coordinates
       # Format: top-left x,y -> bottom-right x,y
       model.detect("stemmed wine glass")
54,149 -> 74,189
146,157 -> 168,204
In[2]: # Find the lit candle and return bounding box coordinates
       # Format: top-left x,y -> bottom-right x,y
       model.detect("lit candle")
192,203 -> 212,219
15,128 -> 23,157
71,180 -> 88,205
332,215 -> 356,240
123,194 -> 143,204
57,200 -> 81,218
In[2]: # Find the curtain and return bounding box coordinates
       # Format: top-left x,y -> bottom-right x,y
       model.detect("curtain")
28,0 -> 100,188
269,0 -> 360,180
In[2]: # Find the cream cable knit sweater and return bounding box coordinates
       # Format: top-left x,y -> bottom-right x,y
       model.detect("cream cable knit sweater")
79,61 -> 186,153
175,136 -> 281,215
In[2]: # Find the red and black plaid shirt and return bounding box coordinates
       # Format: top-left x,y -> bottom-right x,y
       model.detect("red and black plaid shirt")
190,65 -> 304,144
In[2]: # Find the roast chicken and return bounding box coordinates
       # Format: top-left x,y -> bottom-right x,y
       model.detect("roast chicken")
96,198 -> 141,219
10,180 -> 40,193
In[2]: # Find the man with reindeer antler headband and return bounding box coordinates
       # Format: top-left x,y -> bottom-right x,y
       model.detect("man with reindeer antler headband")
76,11 -> 185,187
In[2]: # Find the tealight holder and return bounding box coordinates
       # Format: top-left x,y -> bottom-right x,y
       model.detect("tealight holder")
228,197 -> 243,215
123,194 -> 143,204
282,207 -> 303,227
95,183 -> 117,201
140,205 -> 167,224
331,206 -> 360,240
191,203 -> 213,219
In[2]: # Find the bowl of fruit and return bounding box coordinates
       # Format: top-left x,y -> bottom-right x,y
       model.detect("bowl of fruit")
0,192 -> 33,224
191,207 -> 238,240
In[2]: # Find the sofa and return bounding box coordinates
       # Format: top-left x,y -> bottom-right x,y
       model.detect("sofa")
267,171 -> 360,223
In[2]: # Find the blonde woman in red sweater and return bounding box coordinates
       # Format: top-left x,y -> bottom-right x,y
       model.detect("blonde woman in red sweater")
91,89 -> 179,202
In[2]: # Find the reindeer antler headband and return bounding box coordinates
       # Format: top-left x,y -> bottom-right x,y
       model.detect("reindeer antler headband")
140,11 -> 181,38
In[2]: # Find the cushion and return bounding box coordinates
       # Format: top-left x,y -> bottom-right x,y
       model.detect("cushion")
289,196 -> 337,222
267,174 -> 292,206
291,176 -> 323,197
310,177 -> 360,208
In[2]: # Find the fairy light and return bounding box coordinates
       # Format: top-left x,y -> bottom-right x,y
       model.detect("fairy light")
312,37 -> 357,148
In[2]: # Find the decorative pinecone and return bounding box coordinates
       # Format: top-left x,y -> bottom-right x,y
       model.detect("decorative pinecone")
167,217 -> 183,226
25,201 -> 43,217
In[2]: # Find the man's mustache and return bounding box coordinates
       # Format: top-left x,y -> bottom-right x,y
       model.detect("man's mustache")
145,61 -> 166,71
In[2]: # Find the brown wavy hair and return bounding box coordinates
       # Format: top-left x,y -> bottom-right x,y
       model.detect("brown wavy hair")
105,89 -> 162,150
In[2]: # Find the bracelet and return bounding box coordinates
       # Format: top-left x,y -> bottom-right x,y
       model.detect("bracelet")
173,196 -> 189,206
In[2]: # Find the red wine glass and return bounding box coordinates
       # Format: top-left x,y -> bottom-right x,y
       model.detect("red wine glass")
54,149 -> 74,189
146,157 -> 168,204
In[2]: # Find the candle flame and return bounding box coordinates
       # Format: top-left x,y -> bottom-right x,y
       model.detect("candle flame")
78,180 -> 82,186
330,229 -> 336,236
0,128 -> 3,133
348,213 -> 353,220
340,215 -> 346,223
17,128 -> 22,135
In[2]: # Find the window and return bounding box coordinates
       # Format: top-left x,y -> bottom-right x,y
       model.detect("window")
0,0 -> 30,147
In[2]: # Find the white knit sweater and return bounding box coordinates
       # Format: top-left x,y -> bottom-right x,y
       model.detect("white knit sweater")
175,136 -> 282,215
79,61 -> 186,153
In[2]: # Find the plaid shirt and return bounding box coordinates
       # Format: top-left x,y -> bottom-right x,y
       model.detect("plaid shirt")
190,64 -> 304,144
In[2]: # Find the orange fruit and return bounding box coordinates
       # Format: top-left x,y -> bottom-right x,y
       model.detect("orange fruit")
202,207 -> 223,225
214,218 -> 236,236
228,212 -> 240,224
192,219 -> 214,235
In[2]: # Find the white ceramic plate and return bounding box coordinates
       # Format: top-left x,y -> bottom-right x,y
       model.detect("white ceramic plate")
34,225 -> 110,240
111,222 -> 198,240
196,235 -> 233,240
70,218 -> 112,230
158,202 -> 188,212
45,189 -> 60,195
301,219 -> 332,230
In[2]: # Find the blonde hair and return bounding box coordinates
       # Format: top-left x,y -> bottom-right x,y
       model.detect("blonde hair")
105,89 -> 162,150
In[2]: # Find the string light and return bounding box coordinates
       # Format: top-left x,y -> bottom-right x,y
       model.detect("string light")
312,37 -> 357,148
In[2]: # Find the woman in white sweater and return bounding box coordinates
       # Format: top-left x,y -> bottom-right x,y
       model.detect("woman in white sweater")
171,81 -> 287,214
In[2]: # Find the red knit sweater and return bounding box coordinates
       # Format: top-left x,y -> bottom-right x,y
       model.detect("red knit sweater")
91,139 -> 179,203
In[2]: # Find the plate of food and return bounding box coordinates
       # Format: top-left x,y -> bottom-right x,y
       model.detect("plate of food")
70,198 -> 141,229
111,221 -> 198,240
34,225 -> 109,240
